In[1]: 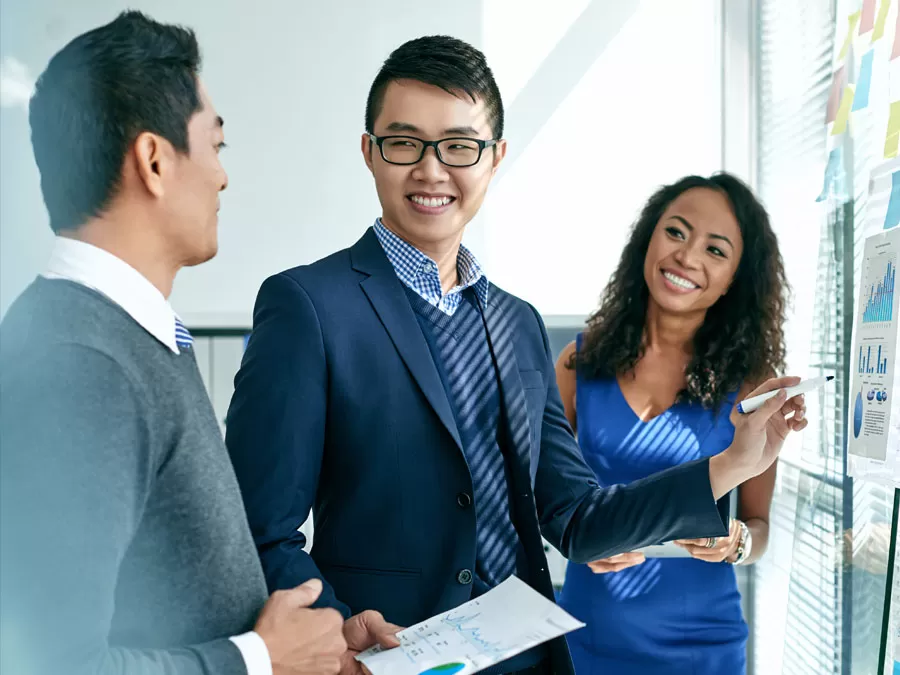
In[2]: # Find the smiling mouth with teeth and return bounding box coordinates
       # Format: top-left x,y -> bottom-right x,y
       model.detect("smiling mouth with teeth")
408,195 -> 455,208
661,270 -> 699,290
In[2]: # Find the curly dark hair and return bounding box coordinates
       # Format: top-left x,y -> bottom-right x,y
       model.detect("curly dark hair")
571,173 -> 789,409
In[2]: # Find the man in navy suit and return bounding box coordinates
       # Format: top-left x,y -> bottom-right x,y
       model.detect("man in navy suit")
225,36 -> 799,675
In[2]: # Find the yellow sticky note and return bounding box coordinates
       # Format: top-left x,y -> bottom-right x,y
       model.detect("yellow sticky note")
885,101 -> 900,158
840,11 -> 862,59
873,0 -> 892,41
831,86 -> 855,135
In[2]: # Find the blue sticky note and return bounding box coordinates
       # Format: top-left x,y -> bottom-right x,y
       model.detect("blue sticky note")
852,50 -> 875,111
817,146 -> 847,202
885,170 -> 900,229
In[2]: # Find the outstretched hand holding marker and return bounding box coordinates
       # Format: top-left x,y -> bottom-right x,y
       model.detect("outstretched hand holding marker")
709,376 -> 811,499
737,376 -> 833,414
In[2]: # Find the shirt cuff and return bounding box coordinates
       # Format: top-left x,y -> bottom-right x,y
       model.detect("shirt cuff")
230,631 -> 273,675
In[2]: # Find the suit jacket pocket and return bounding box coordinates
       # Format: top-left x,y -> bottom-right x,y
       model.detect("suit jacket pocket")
319,563 -> 423,626
320,563 -> 420,578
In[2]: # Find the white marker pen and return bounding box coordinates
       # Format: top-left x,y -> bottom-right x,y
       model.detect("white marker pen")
737,376 -> 834,414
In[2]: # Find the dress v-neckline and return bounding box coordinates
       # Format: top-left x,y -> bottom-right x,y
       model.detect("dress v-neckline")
614,375 -> 678,425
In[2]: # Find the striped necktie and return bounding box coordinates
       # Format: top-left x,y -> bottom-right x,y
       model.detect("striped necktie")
174,317 -> 193,350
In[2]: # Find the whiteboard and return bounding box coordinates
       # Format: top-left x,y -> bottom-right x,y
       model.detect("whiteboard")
0,0 -> 724,324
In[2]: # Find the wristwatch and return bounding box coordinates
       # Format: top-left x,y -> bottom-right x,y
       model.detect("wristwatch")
730,520 -> 752,565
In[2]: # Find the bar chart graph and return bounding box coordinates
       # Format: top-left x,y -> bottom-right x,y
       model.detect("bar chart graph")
858,343 -> 890,375
861,257 -> 895,324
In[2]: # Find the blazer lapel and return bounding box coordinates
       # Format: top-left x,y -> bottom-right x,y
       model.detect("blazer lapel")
478,290 -> 561,617
477,291 -> 534,472
351,229 -> 463,452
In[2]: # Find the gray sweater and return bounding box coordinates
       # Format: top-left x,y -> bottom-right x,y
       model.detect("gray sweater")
0,278 -> 269,675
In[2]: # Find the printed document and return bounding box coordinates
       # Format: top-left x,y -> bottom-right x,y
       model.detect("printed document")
356,576 -> 584,675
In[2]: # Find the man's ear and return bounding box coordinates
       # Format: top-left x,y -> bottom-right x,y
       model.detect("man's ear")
133,131 -> 172,197
361,133 -> 376,175
490,138 -> 508,176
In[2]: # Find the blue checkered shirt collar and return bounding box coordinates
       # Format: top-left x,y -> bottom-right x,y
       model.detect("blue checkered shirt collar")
373,219 -> 489,316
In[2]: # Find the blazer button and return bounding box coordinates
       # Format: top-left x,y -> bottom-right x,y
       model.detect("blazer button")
457,569 -> 473,585
456,492 -> 472,508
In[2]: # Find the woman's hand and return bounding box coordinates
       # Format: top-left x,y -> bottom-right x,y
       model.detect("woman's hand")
674,519 -> 743,563
587,552 -> 646,574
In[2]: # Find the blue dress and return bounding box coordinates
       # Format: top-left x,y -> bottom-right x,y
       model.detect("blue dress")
557,343 -> 748,675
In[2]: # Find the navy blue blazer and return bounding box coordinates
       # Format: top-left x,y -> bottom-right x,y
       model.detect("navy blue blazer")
225,228 -> 728,674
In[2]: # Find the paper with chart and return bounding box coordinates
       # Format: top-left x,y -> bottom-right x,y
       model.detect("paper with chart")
848,225 -> 900,487
355,576 -> 584,675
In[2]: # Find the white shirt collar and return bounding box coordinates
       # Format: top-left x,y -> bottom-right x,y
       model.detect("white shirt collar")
42,237 -> 182,354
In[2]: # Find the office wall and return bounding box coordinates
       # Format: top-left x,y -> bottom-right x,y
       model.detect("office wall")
0,0 -> 760,607
0,0 -> 723,325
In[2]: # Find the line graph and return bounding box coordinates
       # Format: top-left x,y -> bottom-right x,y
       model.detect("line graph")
440,612 -> 505,656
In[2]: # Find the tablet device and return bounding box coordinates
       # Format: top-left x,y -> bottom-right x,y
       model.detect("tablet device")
638,505 -> 735,559
634,541 -> 693,558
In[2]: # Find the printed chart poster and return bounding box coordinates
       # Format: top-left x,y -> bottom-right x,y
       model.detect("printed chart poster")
849,226 -> 900,486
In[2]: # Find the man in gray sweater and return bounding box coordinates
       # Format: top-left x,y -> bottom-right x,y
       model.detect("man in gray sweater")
0,11 -> 398,675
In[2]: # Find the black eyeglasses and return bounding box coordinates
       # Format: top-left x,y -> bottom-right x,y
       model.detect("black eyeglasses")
367,134 -> 498,167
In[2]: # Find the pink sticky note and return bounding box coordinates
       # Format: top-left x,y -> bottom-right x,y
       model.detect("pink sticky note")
893,2 -> 900,59
860,0 -> 876,33
826,67 -> 846,123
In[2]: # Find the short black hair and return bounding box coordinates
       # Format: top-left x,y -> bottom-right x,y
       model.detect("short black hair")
365,35 -> 504,140
29,10 -> 202,233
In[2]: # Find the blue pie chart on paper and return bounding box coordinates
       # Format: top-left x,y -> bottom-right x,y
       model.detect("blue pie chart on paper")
419,664 -> 466,675
853,391 -> 863,438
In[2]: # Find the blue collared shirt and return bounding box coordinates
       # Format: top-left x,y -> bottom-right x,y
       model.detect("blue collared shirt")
373,219 -> 489,316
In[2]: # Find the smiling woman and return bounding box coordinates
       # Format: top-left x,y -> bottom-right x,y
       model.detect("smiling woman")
575,173 -> 787,410
643,187 -> 743,322
553,172 -> 801,675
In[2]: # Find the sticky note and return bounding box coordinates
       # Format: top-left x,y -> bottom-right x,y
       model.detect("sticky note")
885,170 -> 900,228
886,101 -> 900,157
860,0 -> 877,33
853,50 -> 875,110
831,86 -> 855,135
873,0 -> 891,41
840,11 -> 862,59
893,4 -> 900,59
816,147 -> 846,202
826,66 -> 846,123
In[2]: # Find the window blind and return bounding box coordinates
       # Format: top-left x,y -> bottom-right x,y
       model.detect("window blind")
756,1 -> 898,673
754,1 -> 841,674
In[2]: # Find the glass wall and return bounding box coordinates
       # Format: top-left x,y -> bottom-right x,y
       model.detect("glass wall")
754,1 -> 898,673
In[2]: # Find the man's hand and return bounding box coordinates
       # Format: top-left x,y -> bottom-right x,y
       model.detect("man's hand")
586,552 -> 646,574
340,610 -> 403,675
710,376 -> 807,499
254,578 -> 348,675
